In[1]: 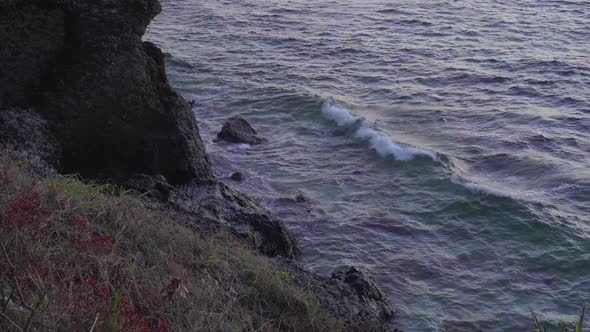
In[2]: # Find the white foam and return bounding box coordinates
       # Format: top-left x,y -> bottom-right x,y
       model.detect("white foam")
321,101 -> 361,126
451,175 -> 511,198
321,101 -> 437,161
354,127 -> 437,160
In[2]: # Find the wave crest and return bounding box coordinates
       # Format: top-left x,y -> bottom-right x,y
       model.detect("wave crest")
321,101 -> 361,126
321,101 -> 437,161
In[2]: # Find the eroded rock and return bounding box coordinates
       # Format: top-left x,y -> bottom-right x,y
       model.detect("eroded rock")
332,266 -> 395,322
170,180 -> 297,258
0,0 -> 212,184
215,115 -> 266,145
0,108 -> 60,175
271,260 -> 397,330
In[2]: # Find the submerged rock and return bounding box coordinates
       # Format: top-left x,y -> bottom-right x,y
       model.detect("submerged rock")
215,115 -> 266,145
295,193 -> 307,203
230,172 -> 244,181
170,180 -> 297,258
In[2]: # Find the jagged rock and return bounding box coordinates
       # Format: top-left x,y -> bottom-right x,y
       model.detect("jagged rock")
0,108 -> 60,175
332,266 -> 395,322
271,260 -> 397,330
230,172 -> 244,181
170,180 -> 297,258
215,115 -> 266,145
0,0 -> 212,184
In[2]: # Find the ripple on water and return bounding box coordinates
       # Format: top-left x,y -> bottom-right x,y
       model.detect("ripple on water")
148,0 -> 590,330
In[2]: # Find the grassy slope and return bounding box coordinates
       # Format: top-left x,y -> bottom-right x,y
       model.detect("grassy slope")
0,157 -> 345,331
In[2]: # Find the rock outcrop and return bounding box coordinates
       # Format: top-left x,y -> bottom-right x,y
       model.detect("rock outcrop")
170,180 -> 298,258
0,1 -> 396,328
0,108 -> 61,175
332,266 -> 395,322
215,115 -> 266,145
0,0 -> 212,184
273,261 -> 397,330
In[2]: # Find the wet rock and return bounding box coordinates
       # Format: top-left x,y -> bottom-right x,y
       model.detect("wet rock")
273,260 -> 397,330
295,193 -> 307,203
332,266 -> 395,321
0,0 -> 213,184
230,172 -> 244,182
170,180 -> 297,258
215,115 -> 266,145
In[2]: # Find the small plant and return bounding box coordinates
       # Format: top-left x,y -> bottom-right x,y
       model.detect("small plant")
531,304 -> 586,332
271,271 -> 290,287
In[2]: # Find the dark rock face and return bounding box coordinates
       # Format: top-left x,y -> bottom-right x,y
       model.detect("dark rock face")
0,0 -> 213,184
0,108 -> 61,175
215,115 -> 266,145
0,4 -> 65,107
170,180 -> 297,258
332,266 -> 395,322
274,261 -> 397,330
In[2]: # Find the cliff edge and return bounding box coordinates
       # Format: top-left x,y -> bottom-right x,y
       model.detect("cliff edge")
0,0 -> 211,184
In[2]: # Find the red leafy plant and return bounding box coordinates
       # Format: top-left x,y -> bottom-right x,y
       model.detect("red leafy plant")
0,164 -> 169,331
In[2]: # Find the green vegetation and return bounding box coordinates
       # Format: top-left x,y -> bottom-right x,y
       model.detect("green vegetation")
531,305 -> 587,332
0,157 -> 344,331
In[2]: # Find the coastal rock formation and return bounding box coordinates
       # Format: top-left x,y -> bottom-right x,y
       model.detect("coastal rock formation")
215,115 -> 266,145
170,180 -> 297,258
274,261 -> 396,329
0,1 -> 396,328
332,266 -> 395,321
0,0 -> 212,184
0,108 -> 61,175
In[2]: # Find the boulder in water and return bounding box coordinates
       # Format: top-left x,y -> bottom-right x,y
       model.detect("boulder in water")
215,115 -> 266,145
230,172 -> 244,181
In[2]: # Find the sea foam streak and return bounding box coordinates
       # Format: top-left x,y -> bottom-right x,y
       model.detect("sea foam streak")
321,101 -> 437,161
451,175 -> 511,198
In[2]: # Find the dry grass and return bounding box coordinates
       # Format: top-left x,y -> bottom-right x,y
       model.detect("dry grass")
0,155 -> 345,331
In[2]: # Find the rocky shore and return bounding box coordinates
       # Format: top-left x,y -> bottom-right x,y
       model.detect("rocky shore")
0,0 -> 396,330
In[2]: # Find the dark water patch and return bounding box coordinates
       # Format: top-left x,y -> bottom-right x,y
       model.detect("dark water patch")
399,18 -> 434,26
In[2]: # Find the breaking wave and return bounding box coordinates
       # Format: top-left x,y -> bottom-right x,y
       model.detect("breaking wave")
321,101 -> 437,161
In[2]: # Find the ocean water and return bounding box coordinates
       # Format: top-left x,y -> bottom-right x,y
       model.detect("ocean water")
146,0 -> 590,330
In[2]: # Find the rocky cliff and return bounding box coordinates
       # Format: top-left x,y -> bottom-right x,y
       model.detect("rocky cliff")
0,0 -> 395,328
0,0 -> 211,184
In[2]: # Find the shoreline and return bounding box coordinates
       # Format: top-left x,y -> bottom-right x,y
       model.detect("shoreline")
0,0 -> 397,330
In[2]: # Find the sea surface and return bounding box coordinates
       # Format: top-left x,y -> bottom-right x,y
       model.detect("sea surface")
146,0 -> 590,330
